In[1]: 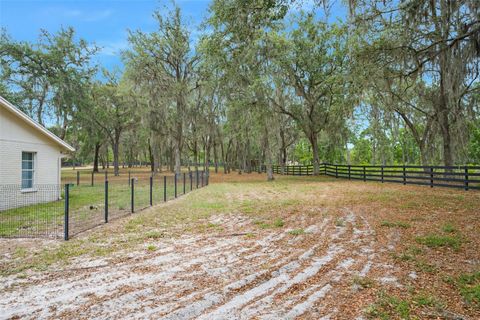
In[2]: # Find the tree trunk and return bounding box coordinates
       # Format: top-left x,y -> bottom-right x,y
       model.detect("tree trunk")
112,135 -> 120,176
309,133 -> 320,175
263,125 -> 274,181
213,140 -> 218,173
194,140 -> 199,172
437,94 -> 453,166
174,140 -> 181,175
279,130 -> 287,175
106,146 -> 110,169
221,139 -> 226,174
205,136 -> 211,173
93,143 -> 100,173
148,139 -> 154,173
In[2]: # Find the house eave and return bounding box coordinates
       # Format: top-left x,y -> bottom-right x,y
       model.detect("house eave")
0,96 -> 76,152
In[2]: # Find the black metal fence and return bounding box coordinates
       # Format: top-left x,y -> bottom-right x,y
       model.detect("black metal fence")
0,170 -> 208,240
262,163 -> 479,190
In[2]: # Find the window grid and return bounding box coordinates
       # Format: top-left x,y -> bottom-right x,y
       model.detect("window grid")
22,152 -> 35,189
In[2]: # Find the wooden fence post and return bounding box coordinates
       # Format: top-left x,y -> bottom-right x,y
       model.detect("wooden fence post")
403,166 -> 406,185
77,171 -> 80,186
91,171 -> 94,186
381,166 -> 384,183
465,167 -> 469,191
363,166 -> 366,182
430,167 -> 434,188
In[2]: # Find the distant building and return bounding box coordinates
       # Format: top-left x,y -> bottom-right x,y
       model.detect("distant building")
0,96 -> 75,210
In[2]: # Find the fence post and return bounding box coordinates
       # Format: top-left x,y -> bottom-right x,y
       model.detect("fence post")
149,175 -> 153,206
105,180 -> 108,223
206,172 -> 209,185
381,166 -> 384,183
91,171 -> 94,186
64,184 -> 69,241
164,176 -> 167,202
430,167 -> 434,188
196,170 -> 199,189
348,165 -> 351,180
77,171 -> 80,186
403,166 -> 406,185
363,166 -> 366,182
465,167 -> 469,191
175,174 -> 177,198
131,178 -> 135,213
190,172 -> 193,191
183,172 -> 186,194
335,165 -> 338,178
324,164 -> 327,175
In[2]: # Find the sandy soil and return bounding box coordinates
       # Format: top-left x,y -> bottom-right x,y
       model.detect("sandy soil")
0,208 -> 409,320
1,174 -> 479,319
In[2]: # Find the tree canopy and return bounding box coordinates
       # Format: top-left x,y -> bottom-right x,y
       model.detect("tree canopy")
1,0 -> 478,177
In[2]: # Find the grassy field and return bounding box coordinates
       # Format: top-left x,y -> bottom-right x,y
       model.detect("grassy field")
0,168 -> 200,237
0,173 -> 479,319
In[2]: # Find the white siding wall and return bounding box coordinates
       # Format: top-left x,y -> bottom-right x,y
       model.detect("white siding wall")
0,106 -> 63,210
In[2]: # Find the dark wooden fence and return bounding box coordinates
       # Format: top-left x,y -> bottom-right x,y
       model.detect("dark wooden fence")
256,163 -> 480,190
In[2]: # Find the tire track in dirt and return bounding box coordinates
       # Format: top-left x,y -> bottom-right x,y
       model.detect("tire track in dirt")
0,209 -> 398,320
191,209 -> 376,320
0,216 -> 330,319
134,217 -> 334,319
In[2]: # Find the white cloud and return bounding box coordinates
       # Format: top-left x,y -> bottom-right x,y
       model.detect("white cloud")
83,9 -> 113,22
41,7 -> 113,22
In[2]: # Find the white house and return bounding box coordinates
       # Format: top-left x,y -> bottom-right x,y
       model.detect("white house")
0,96 -> 75,210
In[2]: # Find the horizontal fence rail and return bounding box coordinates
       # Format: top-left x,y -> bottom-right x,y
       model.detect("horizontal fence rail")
1,170 -> 208,240
323,163 -> 480,191
263,163 -> 479,190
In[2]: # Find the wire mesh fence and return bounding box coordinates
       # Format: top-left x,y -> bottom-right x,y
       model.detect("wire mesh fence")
0,170 -> 209,240
0,185 -> 64,238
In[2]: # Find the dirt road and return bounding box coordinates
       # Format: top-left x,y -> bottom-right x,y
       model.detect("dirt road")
0,208 -> 406,319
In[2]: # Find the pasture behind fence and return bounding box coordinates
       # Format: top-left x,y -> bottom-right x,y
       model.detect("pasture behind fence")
0,170 -> 208,239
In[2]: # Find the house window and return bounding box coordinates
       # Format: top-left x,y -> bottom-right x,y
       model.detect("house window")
22,152 -> 35,189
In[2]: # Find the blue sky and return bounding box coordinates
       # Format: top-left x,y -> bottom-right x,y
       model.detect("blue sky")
0,0 -> 212,70
0,0 -> 347,71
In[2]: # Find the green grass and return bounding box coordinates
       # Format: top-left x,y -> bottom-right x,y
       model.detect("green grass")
145,230 -> 164,239
380,220 -> 411,228
456,272 -> 480,307
335,218 -> 345,227
0,181 -> 180,237
365,292 -> 411,319
288,228 -> 305,236
416,234 -> 462,251
413,293 -> 443,308
352,275 -> 376,289
273,218 -> 285,228
442,223 -> 457,233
